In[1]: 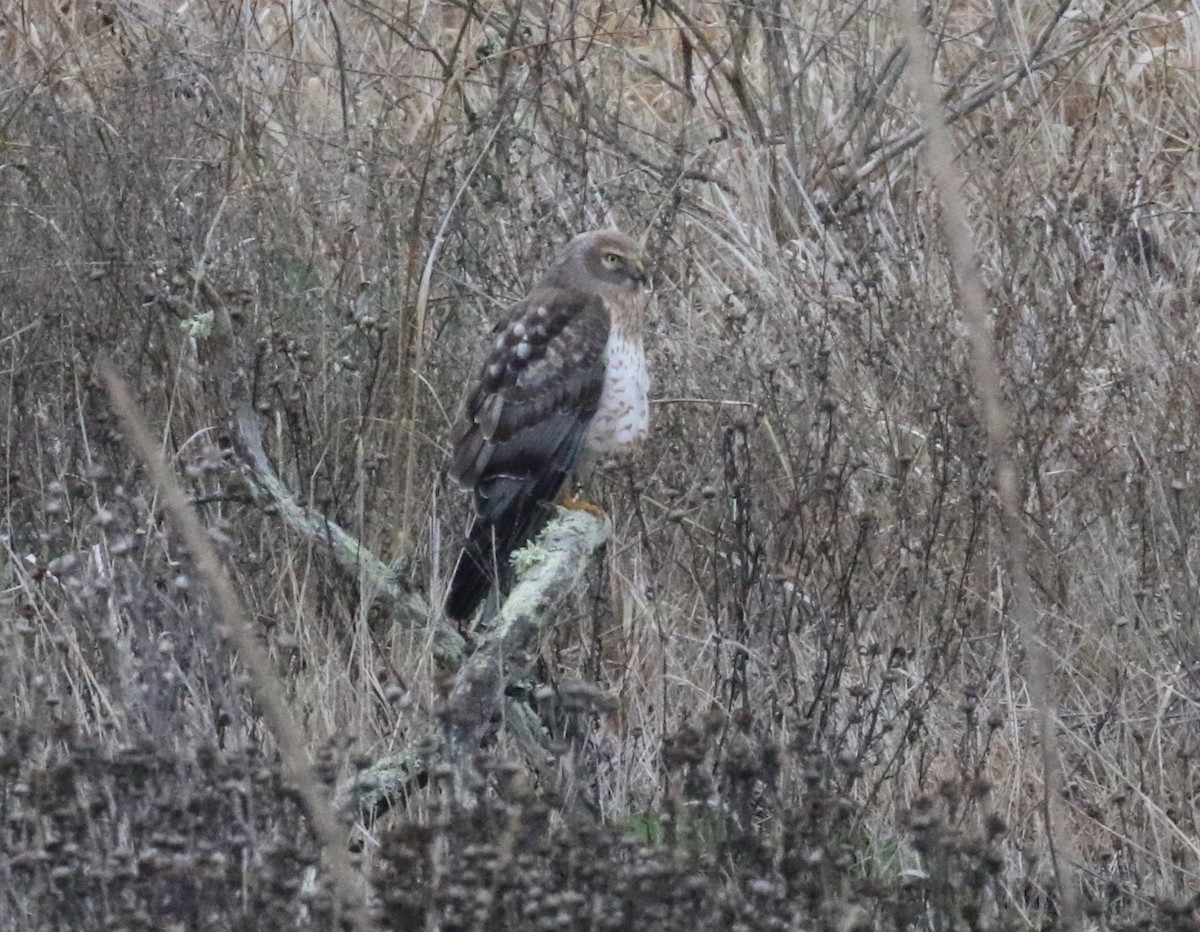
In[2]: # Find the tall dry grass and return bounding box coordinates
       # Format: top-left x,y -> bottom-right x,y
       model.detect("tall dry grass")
2,0 -> 1199,927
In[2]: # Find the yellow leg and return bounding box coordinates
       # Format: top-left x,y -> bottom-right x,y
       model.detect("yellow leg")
557,492 -> 606,518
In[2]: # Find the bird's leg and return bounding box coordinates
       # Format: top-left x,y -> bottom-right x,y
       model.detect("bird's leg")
556,488 -> 606,518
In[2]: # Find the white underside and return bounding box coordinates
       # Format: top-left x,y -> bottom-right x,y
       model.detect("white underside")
582,325 -> 649,462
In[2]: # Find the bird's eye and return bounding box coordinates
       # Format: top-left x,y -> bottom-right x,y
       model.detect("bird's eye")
600,253 -> 622,269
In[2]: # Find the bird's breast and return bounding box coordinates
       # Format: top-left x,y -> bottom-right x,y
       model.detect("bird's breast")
583,325 -> 649,456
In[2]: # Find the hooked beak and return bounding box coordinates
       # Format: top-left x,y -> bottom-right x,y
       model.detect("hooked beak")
631,259 -> 649,287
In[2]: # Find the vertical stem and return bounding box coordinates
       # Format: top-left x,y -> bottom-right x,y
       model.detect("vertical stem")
897,3 -> 1081,926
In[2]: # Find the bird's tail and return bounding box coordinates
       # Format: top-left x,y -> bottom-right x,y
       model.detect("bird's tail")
444,519 -> 500,622
445,491 -> 544,621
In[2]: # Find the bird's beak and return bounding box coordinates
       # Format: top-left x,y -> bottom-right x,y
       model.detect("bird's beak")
631,259 -> 649,286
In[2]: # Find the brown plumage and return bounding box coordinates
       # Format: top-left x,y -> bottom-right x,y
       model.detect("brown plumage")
445,230 -> 650,621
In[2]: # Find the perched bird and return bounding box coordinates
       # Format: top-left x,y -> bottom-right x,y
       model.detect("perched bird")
445,230 -> 651,621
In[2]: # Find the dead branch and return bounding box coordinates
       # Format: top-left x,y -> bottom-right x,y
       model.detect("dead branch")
341,509 -> 612,817
232,409 -> 612,814
442,509 -> 613,746
234,408 -> 466,668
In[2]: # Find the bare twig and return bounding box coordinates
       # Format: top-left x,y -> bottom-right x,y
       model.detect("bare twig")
653,0 -> 767,144
836,0 -> 1076,205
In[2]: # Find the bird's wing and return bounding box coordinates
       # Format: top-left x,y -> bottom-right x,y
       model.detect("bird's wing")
445,288 -> 610,620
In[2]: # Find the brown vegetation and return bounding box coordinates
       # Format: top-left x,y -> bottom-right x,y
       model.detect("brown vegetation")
2,0 -> 1199,928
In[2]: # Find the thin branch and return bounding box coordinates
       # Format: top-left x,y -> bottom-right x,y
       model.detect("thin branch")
833,0 -> 1076,204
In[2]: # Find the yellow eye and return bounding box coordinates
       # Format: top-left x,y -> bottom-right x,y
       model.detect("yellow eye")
600,253 -> 622,269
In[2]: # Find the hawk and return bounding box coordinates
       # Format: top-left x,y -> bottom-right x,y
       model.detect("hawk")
445,230 -> 650,621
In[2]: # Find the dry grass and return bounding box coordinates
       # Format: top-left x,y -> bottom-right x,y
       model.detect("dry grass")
3,0 -> 1200,928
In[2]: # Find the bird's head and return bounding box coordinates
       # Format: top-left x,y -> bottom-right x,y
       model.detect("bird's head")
555,230 -> 649,292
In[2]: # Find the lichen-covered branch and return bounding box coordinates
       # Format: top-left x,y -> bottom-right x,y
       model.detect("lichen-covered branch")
340,697 -> 554,817
443,509 -> 612,745
233,408 -> 465,667
231,409 -> 612,813
342,509 -> 612,816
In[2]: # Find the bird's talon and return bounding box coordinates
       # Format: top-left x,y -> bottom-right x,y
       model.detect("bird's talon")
559,494 -> 606,518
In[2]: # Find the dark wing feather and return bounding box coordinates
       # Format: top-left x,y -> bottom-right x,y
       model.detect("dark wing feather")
445,288 -> 610,621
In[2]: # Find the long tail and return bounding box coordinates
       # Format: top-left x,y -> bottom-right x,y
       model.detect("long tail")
445,480 -> 545,621
444,520 -> 500,621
